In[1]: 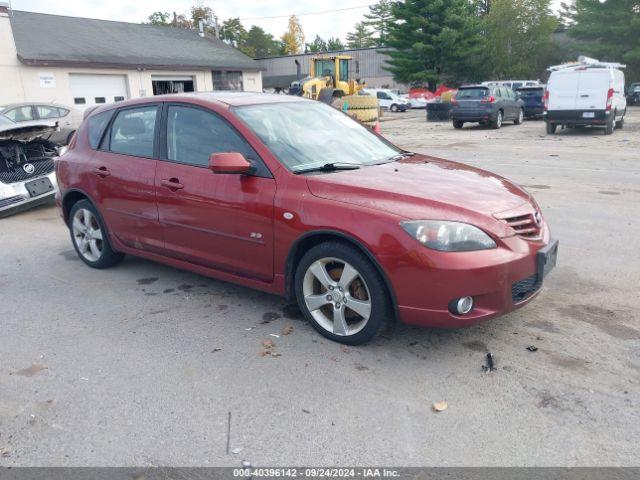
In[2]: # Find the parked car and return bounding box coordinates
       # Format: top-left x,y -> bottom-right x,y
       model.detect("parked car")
362,89 -> 410,112
516,85 -> 545,119
544,57 -> 626,135
0,103 -> 82,145
400,93 -> 428,109
56,93 -> 557,345
627,82 -> 640,106
0,116 -> 59,217
482,80 -> 541,90
450,85 -> 525,129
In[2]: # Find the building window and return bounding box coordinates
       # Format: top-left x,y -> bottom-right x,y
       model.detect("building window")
74,98 -> 86,105
212,71 -> 243,91
114,96 -> 125,102
151,78 -> 195,95
95,97 -> 106,104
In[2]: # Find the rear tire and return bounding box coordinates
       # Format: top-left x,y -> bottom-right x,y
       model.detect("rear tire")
604,113 -> 615,135
69,200 -> 124,269
491,110 -> 503,129
514,108 -> 524,125
453,120 -> 464,129
615,117 -> 624,129
294,242 -> 390,345
546,122 -> 557,134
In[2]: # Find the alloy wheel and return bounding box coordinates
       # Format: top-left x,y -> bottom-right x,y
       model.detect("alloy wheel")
72,208 -> 104,262
302,257 -> 372,336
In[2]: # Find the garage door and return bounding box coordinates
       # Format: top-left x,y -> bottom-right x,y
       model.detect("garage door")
69,74 -> 129,110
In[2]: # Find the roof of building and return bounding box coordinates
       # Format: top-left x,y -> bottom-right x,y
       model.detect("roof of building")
10,10 -> 260,71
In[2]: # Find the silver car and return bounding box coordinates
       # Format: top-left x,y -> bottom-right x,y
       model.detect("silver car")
0,116 -> 59,218
0,102 -> 82,146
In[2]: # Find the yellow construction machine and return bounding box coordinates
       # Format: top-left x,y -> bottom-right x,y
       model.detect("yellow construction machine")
289,55 -> 380,128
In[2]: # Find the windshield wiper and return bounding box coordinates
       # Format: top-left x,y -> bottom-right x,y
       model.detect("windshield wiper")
389,151 -> 416,161
293,162 -> 362,174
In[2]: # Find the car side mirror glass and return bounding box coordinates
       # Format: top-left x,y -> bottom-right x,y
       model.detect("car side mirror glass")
209,152 -> 252,174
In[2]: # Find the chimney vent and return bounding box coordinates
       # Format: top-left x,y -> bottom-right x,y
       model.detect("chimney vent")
198,20 -> 205,37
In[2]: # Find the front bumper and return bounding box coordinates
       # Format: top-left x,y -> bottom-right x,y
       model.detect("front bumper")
0,171 -> 58,217
380,224 -> 555,328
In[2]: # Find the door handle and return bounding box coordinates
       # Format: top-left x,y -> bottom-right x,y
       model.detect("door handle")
161,178 -> 184,190
580,94 -> 589,97
92,166 -> 110,178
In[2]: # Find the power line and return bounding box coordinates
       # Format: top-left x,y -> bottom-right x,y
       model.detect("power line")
239,4 -> 373,21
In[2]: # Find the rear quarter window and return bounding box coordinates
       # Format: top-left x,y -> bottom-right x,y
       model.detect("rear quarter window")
87,110 -> 114,150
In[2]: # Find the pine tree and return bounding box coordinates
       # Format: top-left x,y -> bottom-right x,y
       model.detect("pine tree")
281,15 -> 305,54
306,35 -> 328,53
563,0 -> 640,81
363,0 -> 394,46
327,37 -> 345,51
346,22 -> 376,49
386,0 -> 486,89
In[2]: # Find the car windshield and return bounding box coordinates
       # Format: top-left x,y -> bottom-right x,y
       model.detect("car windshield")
234,101 -> 400,173
456,88 -> 489,99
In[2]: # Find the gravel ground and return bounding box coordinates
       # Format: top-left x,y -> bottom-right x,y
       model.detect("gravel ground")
0,107 -> 639,467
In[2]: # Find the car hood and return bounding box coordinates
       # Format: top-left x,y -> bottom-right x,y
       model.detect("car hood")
306,154 -> 532,237
0,120 -> 58,142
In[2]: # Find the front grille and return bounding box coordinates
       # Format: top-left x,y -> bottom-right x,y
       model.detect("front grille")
0,158 -> 55,184
501,212 -> 542,239
512,274 -> 539,303
0,195 -> 26,208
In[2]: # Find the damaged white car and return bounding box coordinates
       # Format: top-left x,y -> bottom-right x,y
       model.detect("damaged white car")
0,116 -> 59,218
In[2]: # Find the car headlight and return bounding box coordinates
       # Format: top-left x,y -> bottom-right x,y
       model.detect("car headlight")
400,220 -> 497,252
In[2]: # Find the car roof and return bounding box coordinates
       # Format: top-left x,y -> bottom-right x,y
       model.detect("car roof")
87,92 -> 312,117
0,102 -> 73,109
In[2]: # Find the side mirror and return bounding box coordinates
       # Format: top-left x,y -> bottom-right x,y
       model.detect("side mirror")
209,152 -> 252,174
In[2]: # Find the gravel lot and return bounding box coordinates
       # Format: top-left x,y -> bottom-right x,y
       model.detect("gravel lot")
1,107 -> 639,467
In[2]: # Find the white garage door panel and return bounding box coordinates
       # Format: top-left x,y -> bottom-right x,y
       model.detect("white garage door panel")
69,74 -> 128,110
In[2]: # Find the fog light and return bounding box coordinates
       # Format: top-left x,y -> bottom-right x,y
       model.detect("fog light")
449,296 -> 474,315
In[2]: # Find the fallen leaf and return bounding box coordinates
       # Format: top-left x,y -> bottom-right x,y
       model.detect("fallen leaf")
341,346 -> 349,353
212,348 -> 222,353
270,351 -> 282,357
15,364 -> 47,377
262,339 -> 274,349
0,446 -> 10,457
432,401 -> 448,412
282,325 -> 294,335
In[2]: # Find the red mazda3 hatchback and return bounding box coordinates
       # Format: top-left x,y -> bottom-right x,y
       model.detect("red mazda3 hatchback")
55,93 -> 558,345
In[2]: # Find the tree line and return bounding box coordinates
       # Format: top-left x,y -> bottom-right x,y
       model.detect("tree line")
146,1 -> 640,88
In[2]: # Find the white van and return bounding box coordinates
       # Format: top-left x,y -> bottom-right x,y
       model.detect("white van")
544,57 -> 626,135
361,89 -> 410,112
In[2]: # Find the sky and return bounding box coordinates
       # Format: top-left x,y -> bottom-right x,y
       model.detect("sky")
9,0 -> 566,46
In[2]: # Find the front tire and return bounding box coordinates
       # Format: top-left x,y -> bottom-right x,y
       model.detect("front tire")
390,104 -> 399,112
69,200 -> 124,269
294,242 -> 390,345
453,120 -> 464,129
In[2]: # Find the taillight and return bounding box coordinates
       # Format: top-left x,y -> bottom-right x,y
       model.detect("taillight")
481,96 -> 496,103
543,90 -> 549,111
606,88 -> 614,110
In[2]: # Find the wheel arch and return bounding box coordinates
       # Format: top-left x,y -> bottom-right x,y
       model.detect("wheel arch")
61,188 -> 94,225
285,230 -> 398,318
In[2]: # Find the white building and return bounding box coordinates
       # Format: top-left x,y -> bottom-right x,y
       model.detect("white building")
0,4 -> 263,109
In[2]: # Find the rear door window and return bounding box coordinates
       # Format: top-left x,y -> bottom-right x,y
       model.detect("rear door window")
109,106 -> 158,157
36,105 -> 61,119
